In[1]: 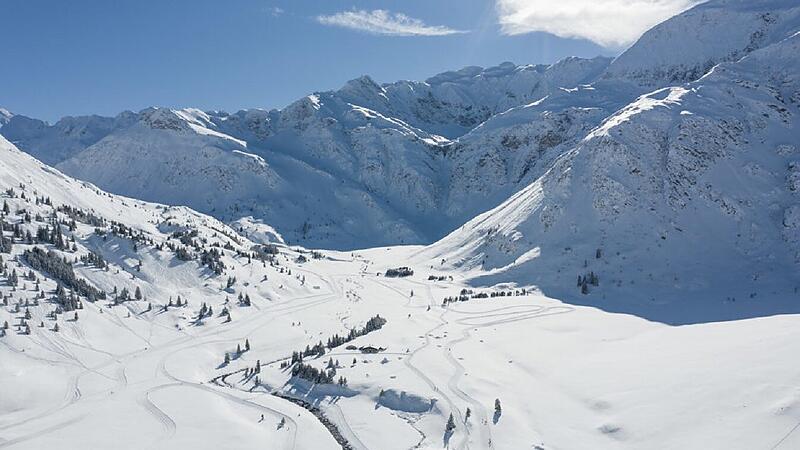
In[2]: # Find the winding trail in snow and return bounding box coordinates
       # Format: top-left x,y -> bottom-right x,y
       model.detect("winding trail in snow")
136,384 -> 178,443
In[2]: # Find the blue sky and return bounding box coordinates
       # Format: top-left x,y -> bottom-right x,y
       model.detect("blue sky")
0,0 -> 697,122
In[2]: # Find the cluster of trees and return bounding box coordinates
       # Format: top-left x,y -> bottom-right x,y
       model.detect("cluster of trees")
285,315 -> 386,383
197,302 -> 215,320
109,222 -> 153,247
35,225 -> 68,251
80,250 -> 108,270
173,246 -> 193,261
578,272 -> 599,294
173,229 -> 199,247
385,267 -> 414,278
442,288 -> 531,305
200,248 -> 225,275
23,247 -> 105,303
57,205 -> 105,227
427,275 -> 453,281
290,342 -> 326,363
291,362 -> 347,386
166,295 -> 187,308
326,314 -> 386,349
288,315 -> 387,365
4,267 -> 18,286
252,244 -> 279,262
111,286 -> 143,304
55,284 -> 84,311
237,292 -> 252,307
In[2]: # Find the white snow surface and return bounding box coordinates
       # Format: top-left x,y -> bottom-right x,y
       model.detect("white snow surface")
1,134 -> 800,449
2,3 -> 800,446
420,27 -> 800,320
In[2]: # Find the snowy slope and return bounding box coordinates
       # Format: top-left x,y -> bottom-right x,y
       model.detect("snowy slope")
2,0 -> 800,448
605,0 -> 800,87
420,29 -> 800,321
54,107 -> 436,249
3,134 -> 800,449
0,134 -> 353,449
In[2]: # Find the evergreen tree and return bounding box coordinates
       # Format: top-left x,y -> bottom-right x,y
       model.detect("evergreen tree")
446,413 -> 456,433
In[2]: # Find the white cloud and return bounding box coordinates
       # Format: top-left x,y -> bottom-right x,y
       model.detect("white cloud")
496,0 -> 702,47
317,9 -> 466,36
270,7 -> 284,17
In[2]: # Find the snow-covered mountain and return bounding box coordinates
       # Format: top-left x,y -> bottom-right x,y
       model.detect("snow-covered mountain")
605,0 -> 800,87
2,0 -> 798,259
3,1 -> 800,448
420,26 -> 800,321
1,58 -> 613,249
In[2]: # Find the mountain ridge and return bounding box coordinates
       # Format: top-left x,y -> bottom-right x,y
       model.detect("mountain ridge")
2,0 -> 798,252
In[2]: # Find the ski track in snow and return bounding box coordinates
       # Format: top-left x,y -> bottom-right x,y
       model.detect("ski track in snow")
0,279 -> 342,449
137,384 -> 178,443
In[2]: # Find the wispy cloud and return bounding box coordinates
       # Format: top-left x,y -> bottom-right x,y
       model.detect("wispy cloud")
496,0 -> 702,47
317,9 -> 466,36
261,6 -> 284,17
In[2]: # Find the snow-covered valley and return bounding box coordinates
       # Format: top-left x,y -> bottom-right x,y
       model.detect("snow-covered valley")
1,116 -> 799,448
2,0 -> 800,448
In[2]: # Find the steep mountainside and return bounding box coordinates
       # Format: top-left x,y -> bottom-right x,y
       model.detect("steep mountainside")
420,29 -> 800,321
605,0 -> 800,87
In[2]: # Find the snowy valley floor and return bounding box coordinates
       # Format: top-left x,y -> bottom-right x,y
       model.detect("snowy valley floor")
1,246 -> 800,450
